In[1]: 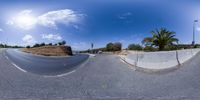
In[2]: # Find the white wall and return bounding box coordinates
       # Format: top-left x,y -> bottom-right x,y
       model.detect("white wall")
122,49 -> 200,70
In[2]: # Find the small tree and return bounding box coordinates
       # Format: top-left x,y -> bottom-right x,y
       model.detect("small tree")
40,43 -> 45,47
58,42 -> 62,46
54,43 -> 58,46
113,42 -> 122,51
33,43 -> 40,47
4,44 -> 7,48
106,43 -> 114,51
106,42 -> 122,51
61,41 -> 66,45
26,46 -> 30,48
48,43 -> 52,46
0,44 -> 3,48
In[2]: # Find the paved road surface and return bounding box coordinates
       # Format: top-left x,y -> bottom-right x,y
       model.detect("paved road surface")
5,49 -> 89,76
0,48 -> 200,99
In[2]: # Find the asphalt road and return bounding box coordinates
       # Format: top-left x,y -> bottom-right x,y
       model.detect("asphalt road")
0,48 -> 200,99
5,49 -> 89,76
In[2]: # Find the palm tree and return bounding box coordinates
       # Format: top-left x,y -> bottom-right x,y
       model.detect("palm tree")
142,28 -> 178,51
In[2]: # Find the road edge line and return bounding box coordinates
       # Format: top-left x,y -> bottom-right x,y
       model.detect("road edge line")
10,62 -> 27,73
3,50 -> 27,73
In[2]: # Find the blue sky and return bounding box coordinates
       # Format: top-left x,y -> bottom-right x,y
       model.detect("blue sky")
0,0 -> 200,50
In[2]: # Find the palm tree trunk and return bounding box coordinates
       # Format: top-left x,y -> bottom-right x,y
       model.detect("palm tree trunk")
159,45 -> 164,51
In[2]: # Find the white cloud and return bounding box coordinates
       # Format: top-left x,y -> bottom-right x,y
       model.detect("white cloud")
197,27 -> 200,31
73,25 -> 79,30
0,28 -> 3,32
6,21 -> 14,25
22,34 -> 37,45
196,22 -> 200,31
7,9 -> 85,30
118,12 -> 132,19
119,39 -> 125,43
38,9 -> 84,28
42,34 -> 62,40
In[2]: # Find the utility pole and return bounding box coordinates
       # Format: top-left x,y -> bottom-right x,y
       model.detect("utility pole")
192,20 -> 198,46
91,43 -> 94,53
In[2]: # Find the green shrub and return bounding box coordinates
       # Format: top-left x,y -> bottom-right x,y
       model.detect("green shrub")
164,45 -> 178,51
128,44 -> 143,50
144,46 -> 157,51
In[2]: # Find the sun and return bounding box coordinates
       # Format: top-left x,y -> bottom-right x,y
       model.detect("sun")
16,15 -> 36,26
9,10 -> 37,30
15,14 -> 37,29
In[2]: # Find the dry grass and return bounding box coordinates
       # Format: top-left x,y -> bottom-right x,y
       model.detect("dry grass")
21,46 -> 73,56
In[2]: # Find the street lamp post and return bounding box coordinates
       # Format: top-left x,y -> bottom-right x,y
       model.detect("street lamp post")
91,43 -> 94,53
192,20 -> 198,46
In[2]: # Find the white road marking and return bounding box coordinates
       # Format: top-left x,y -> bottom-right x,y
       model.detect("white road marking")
4,49 -> 89,77
11,62 -> 27,73
43,56 -> 90,78
88,54 -> 96,58
57,70 -> 76,77
120,59 -> 126,64
3,51 -> 27,73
